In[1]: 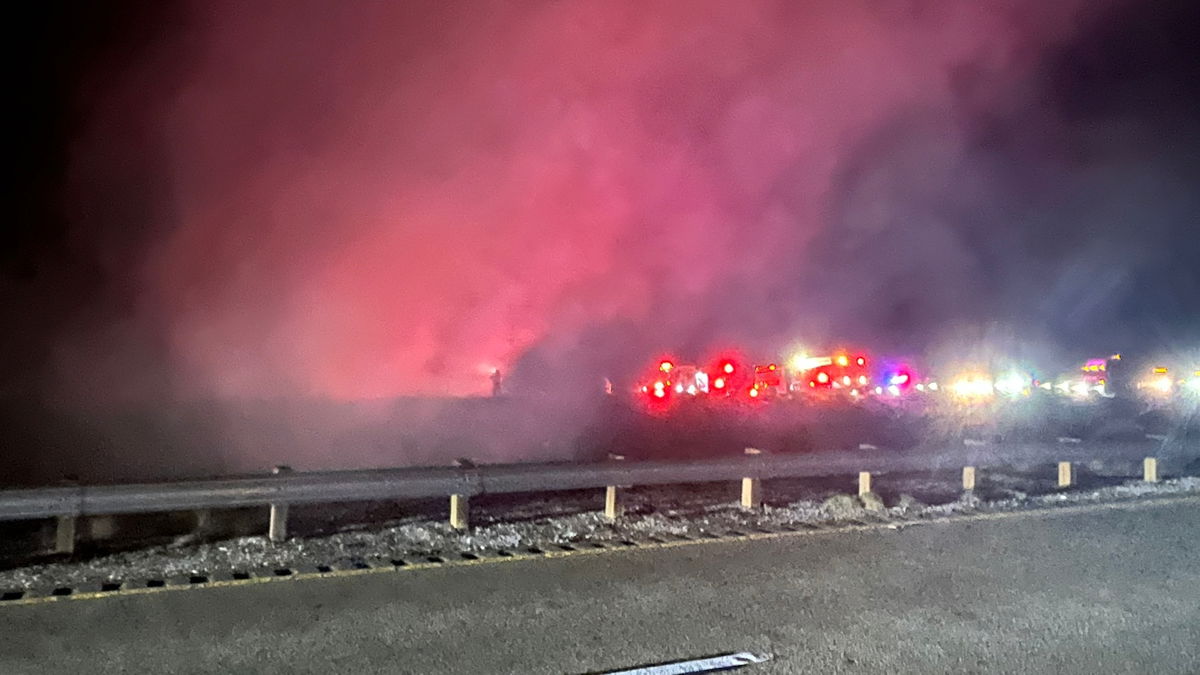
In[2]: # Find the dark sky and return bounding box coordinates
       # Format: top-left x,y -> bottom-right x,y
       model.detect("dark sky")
4,0 -> 1199,404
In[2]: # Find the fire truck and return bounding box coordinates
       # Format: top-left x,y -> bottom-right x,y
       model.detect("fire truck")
705,357 -> 749,396
635,356 -> 762,404
750,363 -> 785,398
791,354 -> 871,396
1079,354 -> 1123,397
1135,365 -> 1174,399
638,360 -> 709,402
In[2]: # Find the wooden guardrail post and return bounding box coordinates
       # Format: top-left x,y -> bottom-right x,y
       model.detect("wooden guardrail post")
858,471 -> 872,497
604,453 -> 624,521
1143,457 -> 1159,483
54,515 -> 76,555
604,485 -> 620,520
962,466 -> 976,491
50,477 -> 78,555
450,458 -> 475,530
449,495 -> 469,530
741,448 -> 762,509
268,465 -> 291,543
1057,461 -> 1074,488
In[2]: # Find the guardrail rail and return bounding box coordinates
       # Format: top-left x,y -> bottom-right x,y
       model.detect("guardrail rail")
0,440 -> 1188,553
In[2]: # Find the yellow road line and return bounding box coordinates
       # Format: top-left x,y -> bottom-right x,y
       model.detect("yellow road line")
4,492 -> 1197,609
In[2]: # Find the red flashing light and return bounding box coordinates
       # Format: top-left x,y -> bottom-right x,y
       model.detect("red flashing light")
817,372 -> 829,384
856,356 -> 866,366
659,360 -> 674,373
722,362 -> 735,374
713,377 -> 726,389
749,388 -> 759,398
653,389 -> 665,398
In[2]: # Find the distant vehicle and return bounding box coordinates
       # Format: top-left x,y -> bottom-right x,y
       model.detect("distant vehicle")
637,360 -> 707,404
631,344 -> 1174,411
1136,365 -> 1174,399
751,363 -> 785,398
792,353 -> 871,397
1080,354 -> 1124,397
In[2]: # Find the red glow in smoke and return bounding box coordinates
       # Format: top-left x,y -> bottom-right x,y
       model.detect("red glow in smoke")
61,0 -> 1092,401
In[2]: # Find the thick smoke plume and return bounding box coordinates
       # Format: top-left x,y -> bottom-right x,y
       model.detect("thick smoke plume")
4,0 -> 1199,480
59,0 -> 1134,400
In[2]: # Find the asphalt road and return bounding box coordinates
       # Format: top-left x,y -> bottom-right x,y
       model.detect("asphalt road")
2,499 -> 1198,674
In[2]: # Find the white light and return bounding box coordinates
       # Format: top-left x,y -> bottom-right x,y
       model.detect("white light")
792,354 -> 832,370
842,375 -> 851,386
874,386 -> 883,395
995,373 -> 1028,397
928,382 -> 938,391
850,389 -> 859,397
952,376 -> 993,397
888,385 -> 901,396
686,385 -> 697,395
858,375 -> 868,385
675,385 -> 684,393
915,383 -> 925,392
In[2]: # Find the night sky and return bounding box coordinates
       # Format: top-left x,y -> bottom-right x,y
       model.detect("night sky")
4,0 -> 1199,405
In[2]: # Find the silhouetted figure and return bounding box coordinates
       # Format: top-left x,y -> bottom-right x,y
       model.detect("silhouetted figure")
491,368 -> 503,397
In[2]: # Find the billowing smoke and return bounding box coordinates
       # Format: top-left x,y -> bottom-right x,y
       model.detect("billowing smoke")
3,0 -> 1198,479
56,0 -> 1120,398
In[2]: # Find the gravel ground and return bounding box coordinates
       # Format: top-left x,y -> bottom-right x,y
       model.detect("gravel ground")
1,474 -> 1196,593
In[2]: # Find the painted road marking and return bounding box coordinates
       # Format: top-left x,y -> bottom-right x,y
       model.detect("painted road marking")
2,492 -> 1197,608
595,651 -> 771,674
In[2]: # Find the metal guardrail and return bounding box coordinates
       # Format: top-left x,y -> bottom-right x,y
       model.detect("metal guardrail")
0,455 -> 834,521
0,440 -> 1185,522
